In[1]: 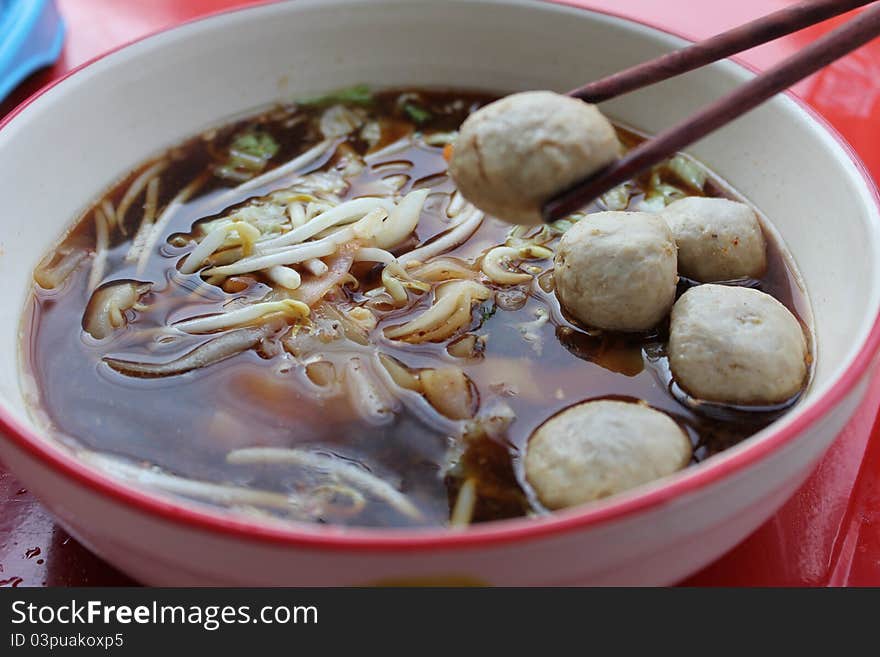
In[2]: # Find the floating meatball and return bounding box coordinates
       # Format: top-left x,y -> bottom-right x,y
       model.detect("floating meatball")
525,400 -> 692,509
669,284 -> 808,404
661,197 -> 766,282
449,91 -> 621,225
554,211 -> 677,331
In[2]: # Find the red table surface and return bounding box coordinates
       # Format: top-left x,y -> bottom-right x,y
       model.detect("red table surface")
1,0 -> 879,587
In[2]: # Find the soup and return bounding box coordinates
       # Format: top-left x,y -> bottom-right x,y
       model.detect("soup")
20,87 -> 811,528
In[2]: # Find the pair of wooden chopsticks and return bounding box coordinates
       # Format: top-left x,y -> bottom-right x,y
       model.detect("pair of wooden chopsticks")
542,0 -> 880,222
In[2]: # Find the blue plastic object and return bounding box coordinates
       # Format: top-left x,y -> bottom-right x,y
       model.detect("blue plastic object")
0,0 -> 65,102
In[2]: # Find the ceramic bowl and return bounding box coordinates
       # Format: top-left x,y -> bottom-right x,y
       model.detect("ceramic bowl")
0,0 -> 878,585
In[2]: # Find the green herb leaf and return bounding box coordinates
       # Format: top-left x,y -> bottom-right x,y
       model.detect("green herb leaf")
298,84 -> 374,108
666,154 -> 707,191
215,130 -> 279,182
645,170 -> 687,207
404,103 -> 433,125
230,131 -> 279,161
636,196 -> 668,213
230,131 -> 278,160
550,212 -> 586,234
599,182 -> 632,211
479,304 -> 497,325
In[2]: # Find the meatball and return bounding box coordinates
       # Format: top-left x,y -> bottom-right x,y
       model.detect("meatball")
661,197 -> 766,282
669,284 -> 808,404
554,211 -> 677,331
525,399 -> 692,509
449,91 -> 620,225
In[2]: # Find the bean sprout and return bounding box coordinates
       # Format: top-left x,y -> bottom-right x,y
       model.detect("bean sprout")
34,248 -> 88,290
264,265 -> 302,290
446,189 -> 467,218
354,248 -> 395,264
79,451 -> 309,513
288,201 -> 307,228
343,356 -> 398,425
83,281 -> 151,339
481,244 -> 553,285
450,478 -> 477,527
116,160 -> 168,230
180,221 -> 261,274
87,208 -> 110,293
258,197 -> 394,251
227,447 -> 422,520
203,237 -> 338,277
136,173 -> 207,274
125,176 -> 161,263
302,258 -> 329,275
384,280 -> 490,343
381,260 -> 430,306
173,299 -> 309,334
369,189 -> 427,250
399,208 -> 483,265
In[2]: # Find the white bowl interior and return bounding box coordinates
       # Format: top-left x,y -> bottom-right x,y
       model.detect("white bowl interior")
0,0 -> 878,492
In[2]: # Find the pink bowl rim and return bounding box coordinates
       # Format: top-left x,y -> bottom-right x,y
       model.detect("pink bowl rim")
1,0 -> 879,553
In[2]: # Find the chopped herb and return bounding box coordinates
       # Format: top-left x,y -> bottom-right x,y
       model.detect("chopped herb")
215,129 -> 279,182
298,84 -> 374,108
404,103 -> 433,125
644,170 -> 687,207
599,182 -> 632,211
550,212 -> 586,234
636,196 -> 668,213
666,154 -> 707,191
231,131 -> 279,160
478,304 -> 497,326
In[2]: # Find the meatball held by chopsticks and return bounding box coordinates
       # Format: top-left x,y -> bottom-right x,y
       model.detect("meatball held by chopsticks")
449,91 -> 621,225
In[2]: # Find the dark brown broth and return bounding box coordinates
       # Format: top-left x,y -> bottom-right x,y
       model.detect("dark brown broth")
21,88 -> 811,528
